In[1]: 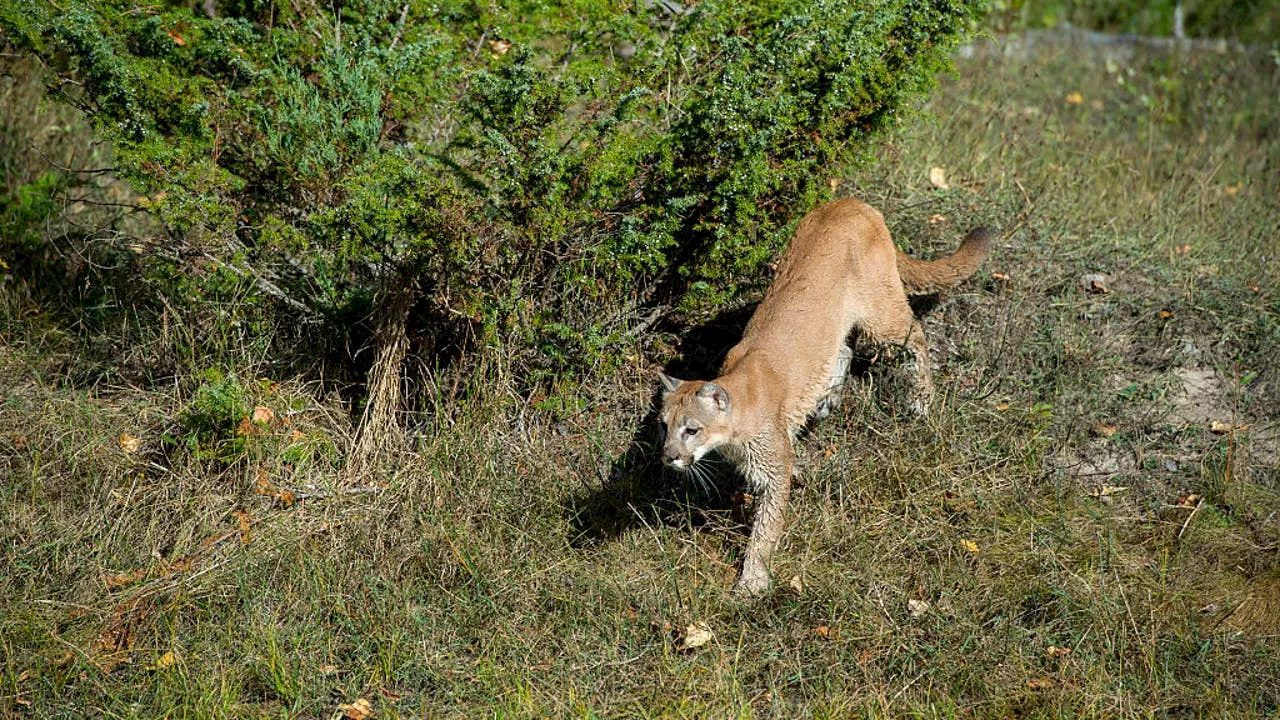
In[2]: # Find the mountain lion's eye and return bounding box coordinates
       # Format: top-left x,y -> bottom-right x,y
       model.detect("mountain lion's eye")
683,427 -> 699,437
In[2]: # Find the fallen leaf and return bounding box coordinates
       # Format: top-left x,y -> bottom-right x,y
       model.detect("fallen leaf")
1065,91 -> 1083,105
1093,422 -> 1118,438
1081,272 -> 1110,294
119,432 -> 142,453
150,650 -> 180,670
1174,244 -> 1192,256
908,599 -> 930,618
235,417 -> 256,437
995,402 -> 1011,411
827,177 -> 841,191
1209,420 -> 1249,435
1045,645 -> 1072,658
168,31 -> 185,46
1175,493 -> 1201,508
339,697 -> 374,720
251,405 -> 275,424
275,489 -> 296,508
319,664 -> 339,674
991,271 -> 1010,282
104,568 -> 148,588
1160,310 -> 1173,320
1246,279 -> 1261,293
379,686 -> 404,702
231,509 -> 252,543
959,539 -> 980,555
487,39 -> 512,55
928,167 -> 949,189
1088,485 -> 1128,498
789,575 -> 804,593
928,213 -> 947,224
1027,677 -> 1057,689
1223,183 -> 1241,196
812,625 -> 831,638
675,622 -> 714,651
288,428 -> 306,442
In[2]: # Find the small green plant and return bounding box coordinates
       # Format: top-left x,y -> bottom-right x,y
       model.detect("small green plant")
178,368 -> 248,456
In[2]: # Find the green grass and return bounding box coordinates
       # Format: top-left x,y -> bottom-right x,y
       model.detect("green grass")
3,39 -> 1279,718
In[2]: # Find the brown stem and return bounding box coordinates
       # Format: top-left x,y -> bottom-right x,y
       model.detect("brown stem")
347,272 -> 419,479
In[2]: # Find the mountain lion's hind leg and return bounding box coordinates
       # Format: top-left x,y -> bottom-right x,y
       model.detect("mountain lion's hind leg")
813,344 -> 853,420
862,296 -> 934,415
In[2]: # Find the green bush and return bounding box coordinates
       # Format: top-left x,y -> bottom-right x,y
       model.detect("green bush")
1,0 -> 986,446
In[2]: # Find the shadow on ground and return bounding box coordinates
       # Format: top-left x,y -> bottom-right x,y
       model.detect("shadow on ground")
565,305 -> 758,548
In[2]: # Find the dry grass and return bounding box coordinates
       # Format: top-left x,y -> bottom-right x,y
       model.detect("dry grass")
2,37 -> 1279,718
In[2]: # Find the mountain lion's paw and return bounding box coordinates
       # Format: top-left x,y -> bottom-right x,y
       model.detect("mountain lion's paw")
732,571 -> 771,600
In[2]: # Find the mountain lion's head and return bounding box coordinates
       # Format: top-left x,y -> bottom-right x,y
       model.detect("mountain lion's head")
657,373 -> 732,470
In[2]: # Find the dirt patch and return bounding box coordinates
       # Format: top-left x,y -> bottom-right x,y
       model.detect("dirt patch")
1165,367 -> 1232,427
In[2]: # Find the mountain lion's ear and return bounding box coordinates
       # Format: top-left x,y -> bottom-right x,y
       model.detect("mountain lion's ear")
658,372 -> 683,396
696,382 -> 730,412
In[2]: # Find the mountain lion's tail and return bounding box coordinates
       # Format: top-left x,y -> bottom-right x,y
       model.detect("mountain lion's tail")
896,227 -> 994,296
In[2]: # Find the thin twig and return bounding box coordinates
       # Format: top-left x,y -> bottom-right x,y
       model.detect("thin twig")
389,3 -> 410,50
1177,497 -> 1204,540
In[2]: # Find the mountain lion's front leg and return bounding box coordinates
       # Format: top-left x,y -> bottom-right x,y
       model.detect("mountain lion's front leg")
733,436 -> 794,598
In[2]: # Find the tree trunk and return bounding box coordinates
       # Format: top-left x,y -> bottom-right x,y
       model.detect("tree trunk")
347,273 -> 418,480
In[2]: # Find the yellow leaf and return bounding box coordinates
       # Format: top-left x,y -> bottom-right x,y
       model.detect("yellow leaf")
119,432 -> 142,453
487,39 -> 512,55
339,697 -> 374,720
928,166 -> 949,189
1065,92 -> 1084,105
908,599 -> 930,617
675,622 -> 714,651
928,213 -> 947,224
0,256 -> 8,270
960,539 -> 980,555
1088,485 -> 1127,498
1045,645 -> 1072,658
812,625 -> 831,638
991,271 -> 1010,282
1223,183 -> 1241,196
1209,420 -> 1248,435
151,650 -> 180,670
789,575 -> 804,593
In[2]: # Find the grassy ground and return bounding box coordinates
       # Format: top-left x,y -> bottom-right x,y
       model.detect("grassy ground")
3,36 -> 1279,718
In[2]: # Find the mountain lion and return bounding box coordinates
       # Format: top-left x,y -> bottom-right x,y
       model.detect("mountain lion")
659,197 -> 993,597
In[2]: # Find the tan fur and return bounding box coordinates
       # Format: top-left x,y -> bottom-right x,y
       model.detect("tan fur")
659,197 -> 992,598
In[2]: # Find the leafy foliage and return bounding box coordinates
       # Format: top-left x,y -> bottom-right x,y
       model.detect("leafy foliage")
1,0 -> 986,382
